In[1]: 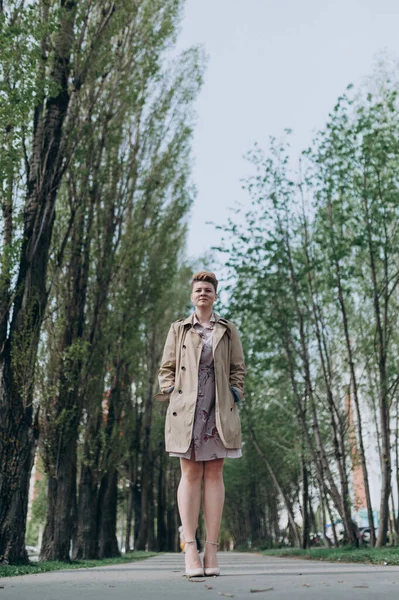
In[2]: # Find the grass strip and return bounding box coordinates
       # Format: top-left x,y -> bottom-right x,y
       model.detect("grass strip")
0,551 -> 157,578
261,546 -> 399,565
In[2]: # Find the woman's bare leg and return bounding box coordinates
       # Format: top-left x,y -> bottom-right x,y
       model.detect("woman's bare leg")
177,457 -> 204,568
203,458 -> 225,568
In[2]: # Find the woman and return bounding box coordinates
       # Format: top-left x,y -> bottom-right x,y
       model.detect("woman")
155,271 -> 245,577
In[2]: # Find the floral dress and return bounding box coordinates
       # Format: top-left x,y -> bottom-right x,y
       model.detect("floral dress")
169,313 -> 242,461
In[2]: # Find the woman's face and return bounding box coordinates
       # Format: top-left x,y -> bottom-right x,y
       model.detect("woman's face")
191,281 -> 217,311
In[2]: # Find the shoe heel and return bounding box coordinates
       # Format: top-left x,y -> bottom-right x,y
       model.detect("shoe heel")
186,567 -> 205,577
204,567 -> 220,577
203,540 -> 220,576
184,539 -> 203,577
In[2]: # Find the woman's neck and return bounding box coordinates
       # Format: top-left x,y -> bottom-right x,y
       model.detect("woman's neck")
195,307 -> 213,324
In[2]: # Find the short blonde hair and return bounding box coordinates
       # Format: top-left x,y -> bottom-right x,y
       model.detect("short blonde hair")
191,271 -> 218,292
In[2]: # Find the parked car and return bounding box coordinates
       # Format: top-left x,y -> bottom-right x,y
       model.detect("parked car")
359,527 -> 371,544
339,526 -> 379,546
25,545 -> 40,562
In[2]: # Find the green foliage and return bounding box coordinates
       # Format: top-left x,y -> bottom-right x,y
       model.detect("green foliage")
218,77 -> 399,544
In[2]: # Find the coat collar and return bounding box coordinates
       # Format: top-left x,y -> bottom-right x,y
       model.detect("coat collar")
182,312 -> 227,327
193,312 -> 216,326
182,314 -> 194,326
181,312 -> 230,354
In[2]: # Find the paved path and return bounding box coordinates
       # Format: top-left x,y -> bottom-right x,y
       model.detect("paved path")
1,552 -> 399,599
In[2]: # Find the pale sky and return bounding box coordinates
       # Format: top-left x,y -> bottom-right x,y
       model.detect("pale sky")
176,0 -> 399,260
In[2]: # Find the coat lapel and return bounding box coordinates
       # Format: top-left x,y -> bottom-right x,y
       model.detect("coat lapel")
182,312 -> 228,354
182,314 -> 193,327
212,314 -> 228,355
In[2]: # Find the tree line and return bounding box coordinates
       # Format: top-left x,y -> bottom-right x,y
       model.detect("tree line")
0,0 -> 204,564
220,78 -> 399,549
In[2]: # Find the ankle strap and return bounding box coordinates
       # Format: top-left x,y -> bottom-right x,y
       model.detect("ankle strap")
184,540 -> 196,544
205,540 -> 219,546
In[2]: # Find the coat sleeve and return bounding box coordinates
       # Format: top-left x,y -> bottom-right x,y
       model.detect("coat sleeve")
157,323 -> 177,398
229,323 -> 245,400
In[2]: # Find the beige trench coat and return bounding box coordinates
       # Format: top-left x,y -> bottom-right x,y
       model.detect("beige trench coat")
155,312 -> 245,453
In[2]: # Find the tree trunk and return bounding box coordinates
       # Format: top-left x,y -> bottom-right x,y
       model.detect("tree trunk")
251,431 -> 301,547
73,462 -> 99,559
40,438 -> 77,561
95,358 -> 127,558
157,448 -> 168,551
72,203 -> 117,557
277,285 -> 353,542
147,468 -> 155,551
40,169 -> 95,560
135,444 -> 152,550
321,196 -> 376,546
271,494 -> 280,543
283,319 -> 353,540
362,193 -> 391,547
378,398 -> 391,547
136,340 -> 157,550
325,492 -> 339,547
133,479 -> 142,548
0,414 -> 37,564
302,460 -> 310,549
338,297 -> 376,545
318,482 -> 332,548
0,1 -> 76,563
97,469 -> 120,559
166,466 -> 179,552
308,495 -> 318,543
249,479 -> 260,547
125,482 -> 134,553
396,401 -> 399,534
285,225 -> 355,545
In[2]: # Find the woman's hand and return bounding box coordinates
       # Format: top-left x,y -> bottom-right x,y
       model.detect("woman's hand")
231,386 -> 240,403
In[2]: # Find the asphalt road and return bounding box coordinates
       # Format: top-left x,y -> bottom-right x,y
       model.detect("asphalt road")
1,551 -> 399,599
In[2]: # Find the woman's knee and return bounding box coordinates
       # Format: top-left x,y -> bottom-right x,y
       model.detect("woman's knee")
180,458 -> 204,483
203,458 -> 224,481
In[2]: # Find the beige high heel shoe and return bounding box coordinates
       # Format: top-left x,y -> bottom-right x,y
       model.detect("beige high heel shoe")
204,540 -> 220,576
184,540 -> 204,577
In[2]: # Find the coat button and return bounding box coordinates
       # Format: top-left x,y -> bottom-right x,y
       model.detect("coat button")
173,412 -> 177,416
182,344 -> 186,349
181,366 -> 186,370
178,390 -> 183,394
230,407 -> 233,411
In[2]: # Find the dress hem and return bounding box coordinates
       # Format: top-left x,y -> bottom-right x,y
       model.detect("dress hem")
169,448 -> 242,461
